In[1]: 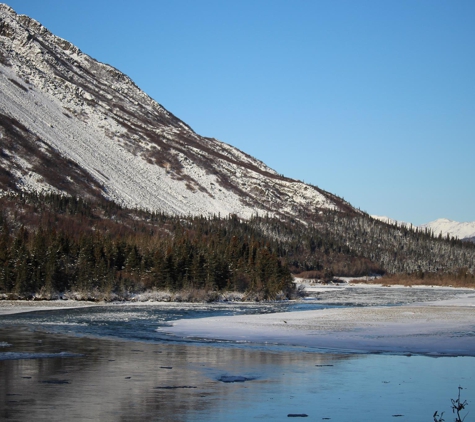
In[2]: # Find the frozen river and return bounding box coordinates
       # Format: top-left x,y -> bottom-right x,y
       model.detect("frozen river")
1,285 -> 474,421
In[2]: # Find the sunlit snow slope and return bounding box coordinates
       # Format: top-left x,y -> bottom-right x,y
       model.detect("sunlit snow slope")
420,219 -> 475,241
0,4 -> 353,218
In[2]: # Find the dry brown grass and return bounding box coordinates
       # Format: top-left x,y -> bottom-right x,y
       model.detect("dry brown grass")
366,271 -> 475,289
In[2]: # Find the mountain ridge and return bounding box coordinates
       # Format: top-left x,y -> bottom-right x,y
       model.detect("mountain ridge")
0,3 -> 354,219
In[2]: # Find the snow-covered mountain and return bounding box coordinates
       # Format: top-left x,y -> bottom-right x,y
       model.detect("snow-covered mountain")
372,215 -> 475,242
420,218 -> 475,241
0,4 -> 354,219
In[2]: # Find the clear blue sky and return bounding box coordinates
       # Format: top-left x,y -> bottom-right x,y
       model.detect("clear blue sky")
5,0 -> 475,225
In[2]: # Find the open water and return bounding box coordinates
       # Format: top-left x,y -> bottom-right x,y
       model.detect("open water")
1,286 -> 474,421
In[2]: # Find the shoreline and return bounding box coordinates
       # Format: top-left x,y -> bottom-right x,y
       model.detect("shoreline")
0,299 -> 100,316
2,284 -> 475,357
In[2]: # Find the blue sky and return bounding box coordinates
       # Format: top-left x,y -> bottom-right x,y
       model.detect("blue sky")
6,0 -> 475,225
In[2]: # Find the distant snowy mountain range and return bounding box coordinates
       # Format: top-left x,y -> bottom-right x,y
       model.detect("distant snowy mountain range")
372,215 -> 475,242
420,219 -> 475,242
0,3 -> 354,219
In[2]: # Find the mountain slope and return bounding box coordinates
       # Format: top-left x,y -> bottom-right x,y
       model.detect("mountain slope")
0,4 -> 353,219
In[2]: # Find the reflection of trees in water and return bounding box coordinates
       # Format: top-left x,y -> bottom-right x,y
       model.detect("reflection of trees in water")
0,327 -> 352,421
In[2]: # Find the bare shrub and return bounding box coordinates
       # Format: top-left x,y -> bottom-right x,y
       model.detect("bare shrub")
434,386 -> 469,422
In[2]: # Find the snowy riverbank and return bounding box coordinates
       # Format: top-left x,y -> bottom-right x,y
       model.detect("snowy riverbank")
165,283 -> 475,356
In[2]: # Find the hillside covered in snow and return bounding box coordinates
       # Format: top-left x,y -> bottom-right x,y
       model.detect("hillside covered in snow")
0,3 -> 353,219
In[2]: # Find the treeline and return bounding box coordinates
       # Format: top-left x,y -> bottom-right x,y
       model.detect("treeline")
1,191 -> 474,301
0,193 -> 293,300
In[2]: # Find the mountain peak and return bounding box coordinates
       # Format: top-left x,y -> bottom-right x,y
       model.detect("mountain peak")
434,218 -> 453,223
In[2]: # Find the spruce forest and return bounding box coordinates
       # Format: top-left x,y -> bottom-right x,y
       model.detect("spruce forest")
0,192 -> 474,301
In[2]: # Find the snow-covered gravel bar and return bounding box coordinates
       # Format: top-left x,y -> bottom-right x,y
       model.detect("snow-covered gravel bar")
166,293 -> 475,356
